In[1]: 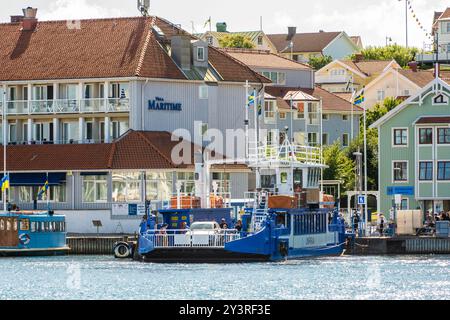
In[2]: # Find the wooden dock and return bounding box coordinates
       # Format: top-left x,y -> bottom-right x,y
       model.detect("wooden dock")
67,235 -> 137,255
350,236 -> 450,255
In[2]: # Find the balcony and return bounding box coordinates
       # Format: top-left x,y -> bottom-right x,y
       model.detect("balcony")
0,98 -> 130,116
315,74 -> 351,84
416,52 -> 450,63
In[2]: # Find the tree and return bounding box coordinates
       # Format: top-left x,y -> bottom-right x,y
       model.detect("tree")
323,142 -> 355,196
349,44 -> 419,68
308,55 -> 333,70
218,34 -> 255,49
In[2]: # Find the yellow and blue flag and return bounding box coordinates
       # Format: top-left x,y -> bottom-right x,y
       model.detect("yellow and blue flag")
37,180 -> 49,200
247,94 -> 255,108
1,174 -> 9,192
354,90 -> 365,105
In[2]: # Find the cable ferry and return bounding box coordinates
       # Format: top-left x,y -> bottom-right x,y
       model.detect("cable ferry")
115,138 -> 354,263
0,211 -> 69,257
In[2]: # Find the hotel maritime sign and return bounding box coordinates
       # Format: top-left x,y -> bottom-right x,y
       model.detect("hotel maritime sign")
148,97 -> 182,111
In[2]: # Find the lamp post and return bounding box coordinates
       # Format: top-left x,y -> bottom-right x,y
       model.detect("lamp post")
386,36 -> 392,47
399,0 -> 408,48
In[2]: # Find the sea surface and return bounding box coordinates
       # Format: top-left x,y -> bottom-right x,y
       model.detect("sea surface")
0,255 -> 449,300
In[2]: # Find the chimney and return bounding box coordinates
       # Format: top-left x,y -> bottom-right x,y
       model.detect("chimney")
319,30 -> 324,33
216,22 -> 227,32
22,7 -> 38,31
287,26 -> 297,41
408,61 -> 418,72
353,53 -> 364,63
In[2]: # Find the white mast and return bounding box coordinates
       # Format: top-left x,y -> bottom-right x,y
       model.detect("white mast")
2,87 -> 7,212
244,81 -> 250,159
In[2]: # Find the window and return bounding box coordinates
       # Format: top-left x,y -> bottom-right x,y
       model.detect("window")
264,100 -> 276,121
330,69 -> 345,76
322,133 -> 329,146
377,90 -> 385,102
393,129 -> 408,146
257,36 -> 263,45
342,134 -> 349,147
176,172 -> 195,193
438,128 -> 450,144
112,172 -> 142,202
342,114 -> 349,121
403,89 -> 410,96
85,122 -> 93,142
111,120 -> 129,140
261,71 -> 286,85
19,185 -> 66,203
308,102 -> 319,125
393,162 -> 408,182
437,162 -> 450,180
23,123 -> 28,143
110,83 -> 129,99
197,47 -> 205,61
279,112 -> 286,120
419,128 -> 433,144
447,22 -> 450,33
82,175 -> 108,203
211,172 -> 231,193
146,172 -> 173,201
199,86 -> 208,99
62,122 -> 79,144
99,122 -> 105,143
322,114 -> 329,120
433,94 -> 448,105
8,123 -> 16,143
419,162 -> 433,181
206,36 -> 213,45
308,133 -> 318,146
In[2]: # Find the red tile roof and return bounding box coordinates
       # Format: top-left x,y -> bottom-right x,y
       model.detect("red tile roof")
220,48 -> 311,70
0,16 -> 266,83
265,86 -> 363,112
0,130 -> 247,171
267,31 -> 341,53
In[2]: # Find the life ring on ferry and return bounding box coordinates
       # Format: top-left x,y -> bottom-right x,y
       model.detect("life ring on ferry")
19,233 -> 31,246
113,242 -> 132,259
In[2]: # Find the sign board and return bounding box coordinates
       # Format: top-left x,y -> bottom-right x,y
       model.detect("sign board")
148,97 -> 182,111
358,195 -> 366,205
112,203 -> 146,216
387,186 -> 414,196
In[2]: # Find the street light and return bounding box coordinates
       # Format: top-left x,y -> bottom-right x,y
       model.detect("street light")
386,36 -> 393,46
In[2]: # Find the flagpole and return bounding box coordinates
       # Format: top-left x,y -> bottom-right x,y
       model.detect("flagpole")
244,81 -> 250,159
254,89 -> 260,189
2,88 -> 6,212
363,95 -> 368,236
46,172 -> 50,211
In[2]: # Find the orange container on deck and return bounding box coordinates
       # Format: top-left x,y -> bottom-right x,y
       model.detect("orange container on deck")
209,195 -> 224,208
268,195 -> 297,209
170,196 -> 201,209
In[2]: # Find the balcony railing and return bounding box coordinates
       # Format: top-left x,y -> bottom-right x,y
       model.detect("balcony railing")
315,74 -> 351,84
416,52 -> 450,63
0,98 -> 130,115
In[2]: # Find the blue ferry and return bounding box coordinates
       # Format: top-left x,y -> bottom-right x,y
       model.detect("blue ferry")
114,139 -> 354,263
0,211 -> 69,257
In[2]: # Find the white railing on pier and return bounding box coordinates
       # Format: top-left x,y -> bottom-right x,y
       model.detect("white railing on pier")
146,229 -> 241,248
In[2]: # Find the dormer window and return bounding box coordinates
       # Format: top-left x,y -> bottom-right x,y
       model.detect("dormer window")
433,93 -> 449,105
197,47 -> 205,62
257,36 -> 263,45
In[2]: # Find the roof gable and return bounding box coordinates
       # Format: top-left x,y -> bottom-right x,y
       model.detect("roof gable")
267,31 -> 341,53
370,77 -> 450,128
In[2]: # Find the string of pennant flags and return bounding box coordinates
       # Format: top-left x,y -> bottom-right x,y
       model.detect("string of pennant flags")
406,0 -> 433,41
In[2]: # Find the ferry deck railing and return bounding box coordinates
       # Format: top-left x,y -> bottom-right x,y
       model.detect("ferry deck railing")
145,229 -> 241,248
248,143 -> 322,165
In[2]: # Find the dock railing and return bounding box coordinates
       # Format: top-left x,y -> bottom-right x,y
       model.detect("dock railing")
144,229 -> 241,248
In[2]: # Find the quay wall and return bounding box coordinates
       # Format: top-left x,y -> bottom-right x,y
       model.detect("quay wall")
350,237 -> 450,255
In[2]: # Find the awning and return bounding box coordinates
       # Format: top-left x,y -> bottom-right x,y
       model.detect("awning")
80,172 -> 109,176
0,173 -> 67,186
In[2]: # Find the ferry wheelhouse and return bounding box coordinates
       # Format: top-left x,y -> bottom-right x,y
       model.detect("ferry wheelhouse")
0,211 -> 69,257
117,138 -> 354,263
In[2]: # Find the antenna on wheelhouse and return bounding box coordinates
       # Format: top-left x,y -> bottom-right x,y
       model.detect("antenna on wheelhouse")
137,0 -> 150,17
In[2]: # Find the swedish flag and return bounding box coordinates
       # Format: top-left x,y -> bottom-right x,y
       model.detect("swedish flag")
37,180 -> 49,200
247,94 -> 255,108
1,174 -> 9,192
257,100 -> 262,116
354,90 -> 365,105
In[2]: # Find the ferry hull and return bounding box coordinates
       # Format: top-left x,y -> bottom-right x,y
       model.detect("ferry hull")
0,247 -> 70,257
139,248 -> 270,263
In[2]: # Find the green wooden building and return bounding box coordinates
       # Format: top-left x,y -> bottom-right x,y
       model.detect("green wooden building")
371,76 -> 450,217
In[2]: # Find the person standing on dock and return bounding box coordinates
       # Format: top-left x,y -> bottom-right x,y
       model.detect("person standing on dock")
379,214 -> 385,237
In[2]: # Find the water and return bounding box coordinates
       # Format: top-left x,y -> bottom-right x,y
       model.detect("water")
0,255 -> 449,300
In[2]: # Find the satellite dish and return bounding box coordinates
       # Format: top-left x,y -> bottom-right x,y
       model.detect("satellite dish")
137,0 -> 150,16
